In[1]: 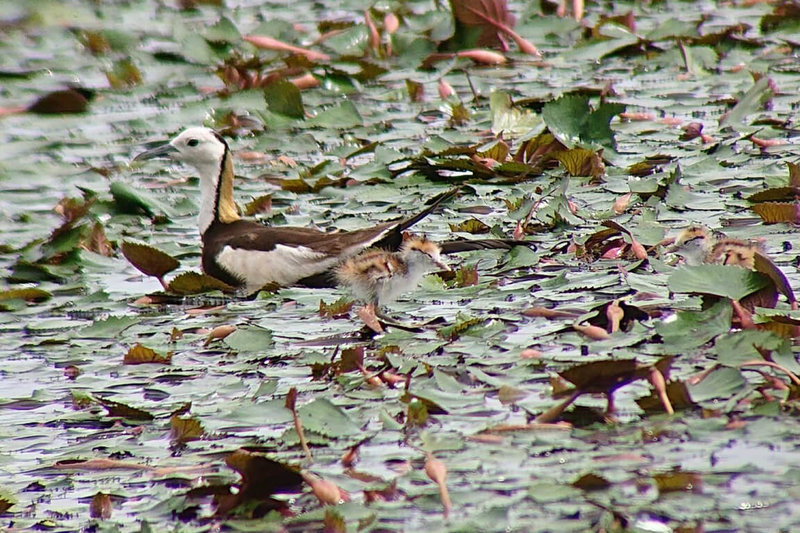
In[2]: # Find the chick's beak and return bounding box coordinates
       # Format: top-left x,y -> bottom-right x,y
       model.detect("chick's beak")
434,259 -> 451,272
133,142 -> 178,162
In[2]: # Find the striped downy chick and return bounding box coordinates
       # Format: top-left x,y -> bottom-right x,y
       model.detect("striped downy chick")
670,225 -> 716,266
336,236 -> 450,307
706,238 -> 758,269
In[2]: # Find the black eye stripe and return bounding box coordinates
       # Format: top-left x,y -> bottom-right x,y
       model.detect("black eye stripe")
187,139 -> 199,147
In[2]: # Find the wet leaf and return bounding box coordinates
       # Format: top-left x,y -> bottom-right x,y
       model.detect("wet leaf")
96,397 -> 155,421
653,471 -> 703,493
264,79 -> 305,119
297,398 -> 361,438
448,218 -> 490,234
170,415 -> 205,444
0,287 -> 51,303
750,202 -> 800,224
668,265 -> 769,301
124,343 -> 172,365
558,358 -> 642,394
168,271 -> 235,295
542,93 -> 625,152
223,326 -> 274,351
27,86 -> 93,114
121,241 -> 180,279
89,492 -> 112,519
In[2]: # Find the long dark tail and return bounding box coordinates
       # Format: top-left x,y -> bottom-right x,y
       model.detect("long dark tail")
440,239 -> 534,254
396,186 -> 460,233
371,187 -> 461,250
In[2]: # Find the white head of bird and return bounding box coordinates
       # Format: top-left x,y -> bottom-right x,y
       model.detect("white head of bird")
134,127 -> 237,234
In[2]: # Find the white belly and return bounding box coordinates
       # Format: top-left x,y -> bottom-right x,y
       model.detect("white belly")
216,244 -> 339,291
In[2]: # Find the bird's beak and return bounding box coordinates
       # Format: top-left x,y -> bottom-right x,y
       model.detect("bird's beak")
435,260 -> 451,272
133,142 -> 178,162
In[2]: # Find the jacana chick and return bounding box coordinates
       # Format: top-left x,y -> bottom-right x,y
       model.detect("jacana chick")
336,235 -> 450,309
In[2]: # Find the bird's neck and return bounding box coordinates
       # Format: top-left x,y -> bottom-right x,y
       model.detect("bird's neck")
198,148 -> 240,235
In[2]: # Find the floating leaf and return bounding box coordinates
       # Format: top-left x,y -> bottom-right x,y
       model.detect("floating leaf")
223,326 -> 274,352
106,58 -> 142,89
542,93 -> 625,152
653,471 -> 702,493
720,76 -> 773,128
750,202 -> 800,224
27,86 -> 94,114
124,343 -> 172,365
89,492 -> 112,519
668,264 -> 770,301
0,287 -> 51,303
558,358 -> 641,394
170,415 -> 205,444
306,101 -> 363,128
243,194 -> 272,216
121,241 -> 180,279
438,314 -> 484,341
572,473 -> 611,491
553,147 -> 605,178
264,79 -> 305,119
168,271 -> 235,295
96,397 -> 154,421
319,297 -> 354,318
747,187 -> 800,204
110,181 -> 177,219
297,398 -> 362,438
448,218 -> 490,234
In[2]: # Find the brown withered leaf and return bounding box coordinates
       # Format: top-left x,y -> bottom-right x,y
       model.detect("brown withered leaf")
476,139 -> 510,163
653,471 -> 703,493
451,0 -> 515,48
340,346 -> 365,373
319,297 -> 354,318
124,343 -> 172,365
636,380 -> 695,413
168,271 -> 235,295
170,415 -> 206,444
750,202 -> 799,224
558,359 -> 644,395
89,492 -> 112,519
747,187 -> 800,203
223,448 -> 304,502
553,148 -> 605,179
83,221 -> 113,256
752,251 -> 796,307
454,264 -> 479,287
121,241 -> 180,279
788,162 -> 800,187
243,194 -> 272,216
0,494 -> 13,514
281,178 -> 312,193
55,196 -> 95,223
96,397 -> 154,421
449,218 -> 491,234
28,86 -> 94,114
572,473 -> 611,491
106,59 -> 142,89
0,287 -> 52,303
514,132 -> 567,166
323,508 -> 347,533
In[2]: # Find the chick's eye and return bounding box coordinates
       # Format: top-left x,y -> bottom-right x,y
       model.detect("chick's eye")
187,139 -> 199,147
